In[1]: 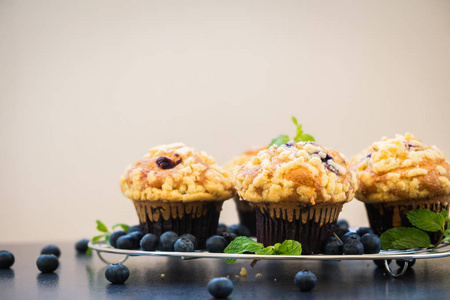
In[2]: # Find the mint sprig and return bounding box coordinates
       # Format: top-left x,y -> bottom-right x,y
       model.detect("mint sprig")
269,116 -> 315,147
255,240 -> 302,256
380,227 -> 433,250
86,220 -> 129,257
380,208 -> 449,250
224,237 -> 302,264
223,236 -> 264,264
408,209 -> 447,233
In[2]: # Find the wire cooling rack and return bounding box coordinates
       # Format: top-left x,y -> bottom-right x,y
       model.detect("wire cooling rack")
89,242 -> 450,277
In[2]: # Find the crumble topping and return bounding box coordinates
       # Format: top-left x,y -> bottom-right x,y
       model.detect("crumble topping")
352,133 -> 450,202
120,143 -> 235,202
233,142 -> 357,205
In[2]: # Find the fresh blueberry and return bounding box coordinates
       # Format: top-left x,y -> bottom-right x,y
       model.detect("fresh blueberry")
336,219 -> 349,230
324,236 -> 343,255
294,270 -> 317,292
342,239 -> 364,255
129,231 -> 144,246
174,237 -> 194,252
373,259 -> 391,268
158,231 -> 179,251
0,251 -> 15,269
36,254 -> 59,273
335,227 -> 349,238
180,234 -> 198,250
140,233 -> 159,251
41,245 -> 61,258
361,233 -> 381,254
222,232 -> 237,244
227,224 -> 251,237
110,231 -> 127,248
75,239 -> 90,253
208,277 -> 233,299
126,224 -> 142,234
206,236 -> 229,253
117,235 -> 137,250
105,263 -> 130,284
356,227 -> 374,237
396,259 -> 416,268
341,232 -> 361,244
216,223 -> 227,235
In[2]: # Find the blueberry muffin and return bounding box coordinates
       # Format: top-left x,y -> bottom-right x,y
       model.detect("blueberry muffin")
352,133 -> 450,243
120,143 -> 235,247
233,141 -> 357,254
224,147 -> 266,236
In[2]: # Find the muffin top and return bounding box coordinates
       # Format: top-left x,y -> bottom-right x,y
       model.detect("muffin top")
352,133 -> 450,203
223,147 -> 266,174
120,143 -> 235,202
233,141 -> 357,205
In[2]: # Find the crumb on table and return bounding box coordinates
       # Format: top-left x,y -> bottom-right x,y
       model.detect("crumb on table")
255,273 -> 262,278
240,267 -> 247,277
160,274 -> 165,278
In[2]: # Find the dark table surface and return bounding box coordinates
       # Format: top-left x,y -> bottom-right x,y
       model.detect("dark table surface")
1,242 -> 450,300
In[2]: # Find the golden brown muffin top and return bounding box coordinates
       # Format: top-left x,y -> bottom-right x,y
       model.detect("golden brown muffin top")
233,141 -> 357,205
223,147 -> 267,174
352,133 -> 450,203
120,143 -> 235,202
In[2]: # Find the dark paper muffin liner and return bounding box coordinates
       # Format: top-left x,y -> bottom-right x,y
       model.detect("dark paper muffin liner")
132,200 -> 223,248
365,196 -> 449,244
234,195 -> 257,236
254,202 -> 344,254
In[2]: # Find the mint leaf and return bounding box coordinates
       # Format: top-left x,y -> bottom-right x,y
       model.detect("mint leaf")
92,234 -> 105,242
269,134 -> 290,147
105,233 -> 111,245
96,220 -> 108,233
390,235 -> 431,249
441,209 -> 448,226
442,235 -> 450,243
224,236 -> 264,264
268,117 -> 315,147
275,240 -> 302,255
380,227 -> 433,250
273,243 -> 281,253
85,247 -> 92,258
256,246 -> 275,255
298,134 -> 315,142
407,209 -> 444,232
112,223 -> 129,232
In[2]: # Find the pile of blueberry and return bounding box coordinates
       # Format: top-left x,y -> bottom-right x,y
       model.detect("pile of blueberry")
36,244 -> 61,273
107,223 -> 250,253
101,223 -> 250,285
324,220 -> 381,255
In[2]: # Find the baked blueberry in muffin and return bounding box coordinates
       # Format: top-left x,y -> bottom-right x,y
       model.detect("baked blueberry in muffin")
120,143 -> 235,247
352,133 -> 450,243
233,141 -> 357,254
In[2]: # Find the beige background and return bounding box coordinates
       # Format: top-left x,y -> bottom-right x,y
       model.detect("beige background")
1,0 -> 449,243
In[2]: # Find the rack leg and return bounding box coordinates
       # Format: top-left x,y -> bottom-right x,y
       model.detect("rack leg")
96,251 -> 129,265
384,260 -> 409,277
